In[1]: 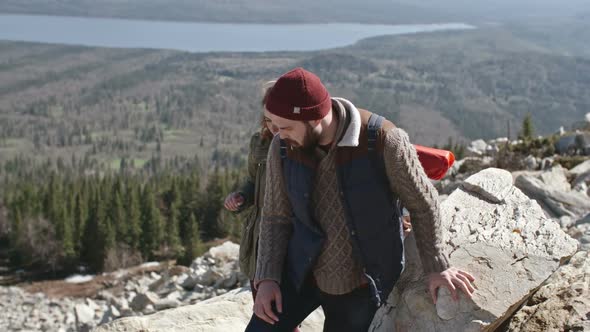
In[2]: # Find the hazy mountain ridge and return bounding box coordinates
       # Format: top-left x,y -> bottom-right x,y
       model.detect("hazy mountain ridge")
0,24 -> 588,169
1,0 -> 589,24
0,0 -> 447,25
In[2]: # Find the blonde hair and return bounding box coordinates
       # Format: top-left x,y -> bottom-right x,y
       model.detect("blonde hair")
260,80 -> 276,139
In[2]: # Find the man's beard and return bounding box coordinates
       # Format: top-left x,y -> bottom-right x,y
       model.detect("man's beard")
285,123 -> 319,150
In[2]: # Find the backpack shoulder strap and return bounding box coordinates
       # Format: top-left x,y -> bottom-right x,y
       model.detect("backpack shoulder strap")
367,112 -> 403,210
367,113 -> 384,152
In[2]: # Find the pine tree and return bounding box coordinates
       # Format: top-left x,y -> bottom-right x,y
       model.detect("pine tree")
140,184 -> 163,260
9,207 -> 23,265
108,178 -> 127,243
125,181 -> 142,250
166,201 -> 183,258
73,192 -> 87,255
519,113 -> 534,141
43,173 -> 59,226
200,168 -> 226,240
164,181 -> 183,258
183,212 -> 202,264
60,198 -> 75,260
82,190 -> 106,271
44,173 -> 75,262
178,175 -> 200,262
100,179 -> 116,253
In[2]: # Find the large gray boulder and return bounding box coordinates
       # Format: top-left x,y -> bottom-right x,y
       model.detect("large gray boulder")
467,139 -> 488,157
208,241 -> 240,262
185,241 -> 249,291
505,250 -> 589,332
570,159 -> 590,195
555,134 -> 590,155
370,168 -> 578,332
94,287 -> 325,332
75,303 -> 96,331
570,159 -> 590,178
514,165 -> 590,218
129,292 -> 159,312
570,214 -> 590,251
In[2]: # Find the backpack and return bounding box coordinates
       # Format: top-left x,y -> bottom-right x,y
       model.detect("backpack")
368,113 -> 455,180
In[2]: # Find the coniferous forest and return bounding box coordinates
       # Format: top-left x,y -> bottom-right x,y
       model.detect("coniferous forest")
1,157 -> 248,274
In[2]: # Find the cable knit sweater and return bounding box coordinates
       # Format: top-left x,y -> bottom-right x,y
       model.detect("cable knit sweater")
255,103 -> 449,294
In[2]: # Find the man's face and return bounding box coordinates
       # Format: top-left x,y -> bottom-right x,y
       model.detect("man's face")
264,109 -> 320,149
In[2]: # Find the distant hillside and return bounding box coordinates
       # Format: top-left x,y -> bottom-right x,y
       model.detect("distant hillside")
505,18 -> 590,57
1,25 -> 589,171
395,0 -> 589,21
1,0 -> 588,24
0,0 -> 447,25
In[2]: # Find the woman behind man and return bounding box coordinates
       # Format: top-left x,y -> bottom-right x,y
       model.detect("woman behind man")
224,82 -> 278,298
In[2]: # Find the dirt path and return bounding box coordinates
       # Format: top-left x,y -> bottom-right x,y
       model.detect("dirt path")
20,261 -> 182,298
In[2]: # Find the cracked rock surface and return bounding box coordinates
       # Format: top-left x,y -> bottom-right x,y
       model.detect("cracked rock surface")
505,250 -> 590,332
369,168 -> 579,332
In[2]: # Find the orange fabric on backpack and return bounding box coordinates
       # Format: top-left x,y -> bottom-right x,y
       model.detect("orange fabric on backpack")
414,145 -> 455,180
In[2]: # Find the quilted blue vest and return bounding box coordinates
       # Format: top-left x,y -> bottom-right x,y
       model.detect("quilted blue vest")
280,114 -> 404,306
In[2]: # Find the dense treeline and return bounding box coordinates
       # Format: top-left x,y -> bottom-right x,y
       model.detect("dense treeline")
0,158 -> 248,273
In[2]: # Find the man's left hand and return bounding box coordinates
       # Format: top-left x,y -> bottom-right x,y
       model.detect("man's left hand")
428,267 -> 475,304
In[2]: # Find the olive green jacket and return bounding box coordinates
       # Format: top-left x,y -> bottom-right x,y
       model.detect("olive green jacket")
237,132 -> 271,279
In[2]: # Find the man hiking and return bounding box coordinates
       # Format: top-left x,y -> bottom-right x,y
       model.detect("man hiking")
246,67 -> 475,332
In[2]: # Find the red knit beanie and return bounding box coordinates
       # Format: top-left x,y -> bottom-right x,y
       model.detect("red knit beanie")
265,67 -> 332,121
